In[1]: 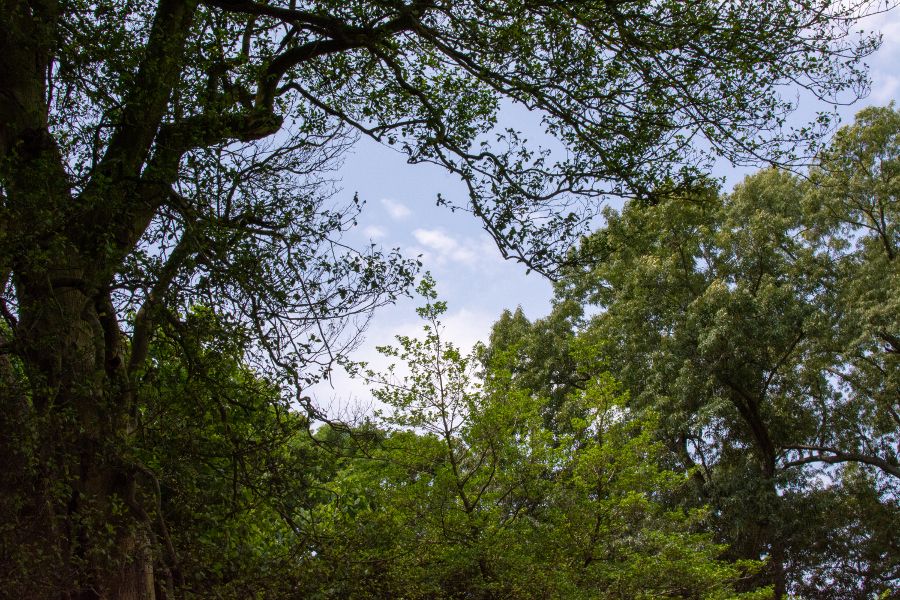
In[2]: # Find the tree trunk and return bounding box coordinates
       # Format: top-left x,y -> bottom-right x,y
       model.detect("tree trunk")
725,383 -> 786,598
7,252 -> 157,600
762,479 -> 787,600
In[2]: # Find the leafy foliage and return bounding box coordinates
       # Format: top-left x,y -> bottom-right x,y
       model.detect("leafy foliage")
505,106 -> 900,597
312,277 -> 770,599
0,0 -> 897,595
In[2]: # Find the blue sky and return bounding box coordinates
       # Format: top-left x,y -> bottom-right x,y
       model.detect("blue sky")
310,8 -> 900,413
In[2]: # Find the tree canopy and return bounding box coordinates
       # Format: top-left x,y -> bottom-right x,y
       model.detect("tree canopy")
488,105 -> 899,598
0,0 -> 896,597
311,278 -> 773,599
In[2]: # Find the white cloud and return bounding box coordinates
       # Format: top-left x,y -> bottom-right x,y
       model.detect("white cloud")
867,7 -> 900,101
413,228 -> 456,253
373,307 -> 493,355
867,11 -> 900,73
440,308 -> 496,354
862,4 -> 900,36
307,304 -> 497,417
412,228 -> 493,266
380,198 -> 411,220
363,225 -> 387,239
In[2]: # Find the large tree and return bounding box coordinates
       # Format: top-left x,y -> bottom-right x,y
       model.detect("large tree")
0,0 -> 891,597
526,106 -> 899,597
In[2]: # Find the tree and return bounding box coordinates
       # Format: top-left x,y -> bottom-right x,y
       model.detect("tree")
131,308 -> 327,599
543,106 -> 900,597
316,278 -> 771,599
481,300 -> 585,432
0,0 -> 891,596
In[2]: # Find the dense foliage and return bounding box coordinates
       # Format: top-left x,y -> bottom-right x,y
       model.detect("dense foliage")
77,105 -> 900,600
318,277 -> 767,599
493,106 -> 899,598
1,0 -> 897,596
125,279 -> 777,599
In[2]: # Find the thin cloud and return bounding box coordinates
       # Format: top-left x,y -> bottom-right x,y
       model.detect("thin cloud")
413,228 -> 478,265
363,225 -> 387,239
864,7 -> 900,104
381,198 -> 411,220
872,74 -> 898,104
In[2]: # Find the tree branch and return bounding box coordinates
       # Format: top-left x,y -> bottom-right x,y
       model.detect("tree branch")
782,444 -> 900,479
128,224 -> 196,376
201,0 -> 347,32
720,374 -> 778,477
91,0 -> 198,181
256,12 -> 419,109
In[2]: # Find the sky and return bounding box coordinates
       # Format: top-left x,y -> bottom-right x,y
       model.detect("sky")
309,7 -> 900,413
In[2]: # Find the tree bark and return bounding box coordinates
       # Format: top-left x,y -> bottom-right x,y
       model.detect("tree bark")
8,251 -> 156,599
0,0 -> 195,593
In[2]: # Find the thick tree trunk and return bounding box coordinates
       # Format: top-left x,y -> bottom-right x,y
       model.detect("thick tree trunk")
8,253 -> 156,600
1,0 -> 193,595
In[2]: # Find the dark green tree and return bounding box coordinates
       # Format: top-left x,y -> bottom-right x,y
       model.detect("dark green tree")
481,300 -> 584,432
131,308 -> 327,599
0,0 -> 892,596
537,106 -> 900,597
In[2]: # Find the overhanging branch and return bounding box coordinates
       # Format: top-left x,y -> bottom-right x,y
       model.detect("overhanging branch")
782,444 -> 900,479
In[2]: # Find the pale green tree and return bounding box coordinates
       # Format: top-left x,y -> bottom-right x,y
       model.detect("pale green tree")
311,278 -> 771,599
